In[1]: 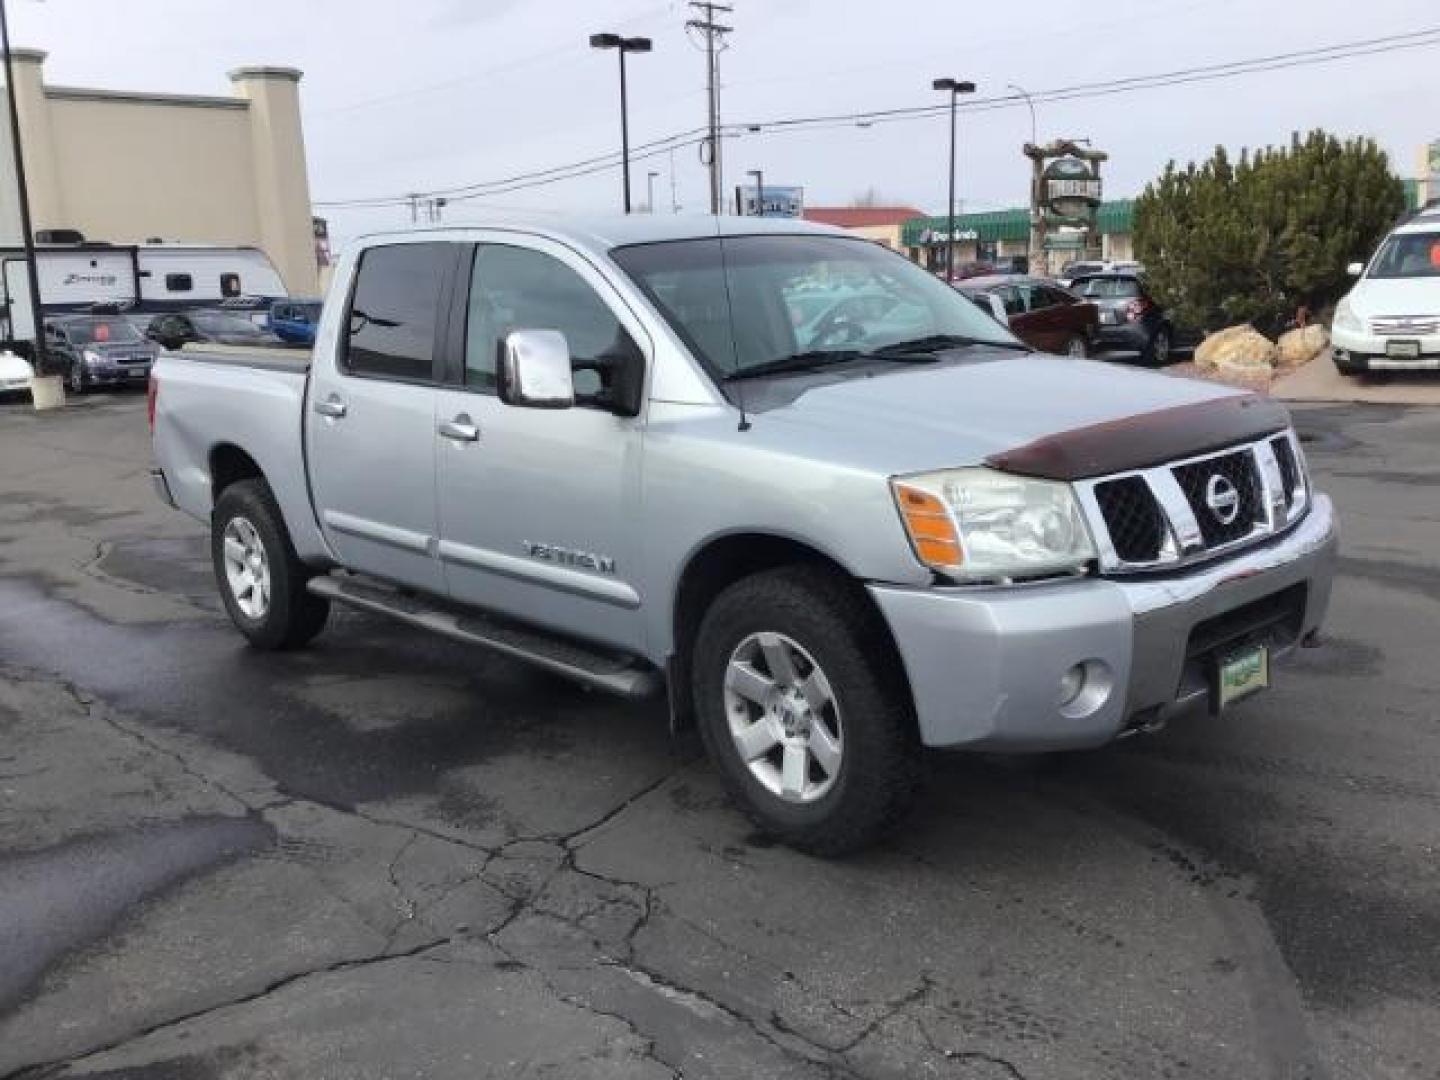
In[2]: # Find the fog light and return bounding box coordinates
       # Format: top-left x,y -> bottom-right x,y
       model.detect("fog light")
1058,664 -> 1086,707
1057,660 -> 1114,719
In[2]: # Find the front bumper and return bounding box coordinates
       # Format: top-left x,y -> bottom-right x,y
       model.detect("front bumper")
1331,324 -> 1440,371
869,493 -> 1338,751
87,364 -> 153,385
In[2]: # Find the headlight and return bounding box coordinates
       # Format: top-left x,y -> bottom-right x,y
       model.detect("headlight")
891,468 -> 1096,582
1333,301 -> 1362,333
82,349 -> 105,367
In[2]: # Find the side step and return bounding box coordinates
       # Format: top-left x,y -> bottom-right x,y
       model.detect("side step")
307,574 -> 662,699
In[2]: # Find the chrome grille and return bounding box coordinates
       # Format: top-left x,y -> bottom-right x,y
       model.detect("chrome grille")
1370,316 -> 1439,336
1171,450 -> 1264,547
1093,477 -> 1165,563
1075,431 -> 1309,574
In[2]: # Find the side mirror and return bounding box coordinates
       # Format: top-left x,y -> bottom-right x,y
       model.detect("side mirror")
1346,262 -> 1364,277
500,329 -> 575,409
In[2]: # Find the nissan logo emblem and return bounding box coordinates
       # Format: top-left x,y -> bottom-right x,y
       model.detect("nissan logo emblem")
1205,474 -> 1241,525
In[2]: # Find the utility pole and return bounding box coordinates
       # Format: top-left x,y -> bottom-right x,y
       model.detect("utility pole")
646,170 -> 659,213
687,2 -> 732,215
0,0 -> 49,380
668,146 -> 679,212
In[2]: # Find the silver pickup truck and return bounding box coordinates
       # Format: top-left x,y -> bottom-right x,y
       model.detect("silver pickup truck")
150,215 -> 1337,854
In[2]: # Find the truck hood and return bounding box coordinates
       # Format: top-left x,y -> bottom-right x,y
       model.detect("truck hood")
1344,277 -> 1440,318
751,351 -> 1254,476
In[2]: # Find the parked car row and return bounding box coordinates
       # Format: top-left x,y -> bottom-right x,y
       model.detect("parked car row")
955,268 -> 1179,364
30,299 -> 322,396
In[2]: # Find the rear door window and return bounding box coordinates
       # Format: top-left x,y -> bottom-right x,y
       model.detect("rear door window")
343,243 -> 451,382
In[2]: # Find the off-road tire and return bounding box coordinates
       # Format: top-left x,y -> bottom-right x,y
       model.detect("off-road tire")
212,479 -> 329,650
692,564 -> 919,856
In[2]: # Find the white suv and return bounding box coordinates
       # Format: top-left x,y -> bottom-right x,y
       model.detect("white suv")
1332,209 -> 1440,374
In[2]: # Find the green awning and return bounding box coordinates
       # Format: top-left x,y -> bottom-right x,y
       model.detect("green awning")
901,199 -> 1136,246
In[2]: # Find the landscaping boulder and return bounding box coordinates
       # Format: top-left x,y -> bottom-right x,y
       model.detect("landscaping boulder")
1194,325 -> 1277,371
1276,324 -> 1328,367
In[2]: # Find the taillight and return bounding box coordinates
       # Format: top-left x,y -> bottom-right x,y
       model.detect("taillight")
147,375 -> 158,432
1125,298 -> 1152,322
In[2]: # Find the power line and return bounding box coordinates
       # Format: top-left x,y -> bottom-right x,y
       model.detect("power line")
314,26 -> 1440,210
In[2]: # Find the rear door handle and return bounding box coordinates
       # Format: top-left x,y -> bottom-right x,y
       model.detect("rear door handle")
437,415 -> 479,442
313,395 -> 347,419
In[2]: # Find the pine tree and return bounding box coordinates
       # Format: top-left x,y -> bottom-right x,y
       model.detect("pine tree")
1133,130 -> 1405,333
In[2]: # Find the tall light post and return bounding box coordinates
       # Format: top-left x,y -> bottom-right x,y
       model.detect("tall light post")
747,168 -> 763,217
645,170 -> 659,213
1006,83 -> 1037,147
0,0 -> 47,379
931,77 -> 975,283
589,33 -> 652,213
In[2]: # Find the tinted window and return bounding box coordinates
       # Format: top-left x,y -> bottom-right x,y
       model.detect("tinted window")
464,244 -> 630,397
220,273 -> 242,298
165,273 -> 193,292
345,243 -> 450,381
996,286 -> 1026,316
1032,285 -> 1072,308
59,317 -> 143,345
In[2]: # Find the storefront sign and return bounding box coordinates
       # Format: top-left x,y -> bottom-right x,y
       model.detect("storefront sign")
1042,157 -> 1102,219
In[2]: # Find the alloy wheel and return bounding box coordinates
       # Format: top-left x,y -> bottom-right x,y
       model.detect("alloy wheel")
221,516 -> 271,620
723,631 -> 844,804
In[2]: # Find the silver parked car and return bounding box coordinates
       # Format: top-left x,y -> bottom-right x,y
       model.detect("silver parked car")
150,215 -> 1337,854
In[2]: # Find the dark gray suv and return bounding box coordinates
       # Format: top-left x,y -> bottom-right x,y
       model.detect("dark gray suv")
45,313 -> 159,393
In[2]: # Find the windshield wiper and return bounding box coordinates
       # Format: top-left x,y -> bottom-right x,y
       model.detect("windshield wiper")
722,350 -> 868,381
869,333 -> 1031,356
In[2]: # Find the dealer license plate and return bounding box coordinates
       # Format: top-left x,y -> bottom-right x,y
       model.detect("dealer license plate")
1386,339 -> 1421,359
1218,645 -> 1269,709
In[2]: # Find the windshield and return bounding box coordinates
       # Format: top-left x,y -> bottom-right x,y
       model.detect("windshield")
191,312 -> 265,335
1368,231 -> 1440,279
61,317 -> 143,345
611,234 -> 1020,379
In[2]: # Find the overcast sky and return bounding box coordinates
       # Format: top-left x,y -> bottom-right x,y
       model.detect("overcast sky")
10,0 -> 1437,248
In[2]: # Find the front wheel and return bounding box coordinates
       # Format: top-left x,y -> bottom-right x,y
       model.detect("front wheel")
1063,336 -> 1089,358
692,565 -> 919,856
68,360 -> 87,394
212,479 -> 329,650
1144,326 -> 1172,366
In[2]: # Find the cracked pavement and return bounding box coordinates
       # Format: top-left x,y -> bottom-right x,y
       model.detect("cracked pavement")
0,391 -> 1437,1078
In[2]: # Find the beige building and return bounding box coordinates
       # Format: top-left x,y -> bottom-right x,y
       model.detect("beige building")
0,49 -> 317,294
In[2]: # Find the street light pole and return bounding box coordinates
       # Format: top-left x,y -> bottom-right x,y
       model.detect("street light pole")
0,0 -> 47,378
931,78 -> 975,283
1007,83 -> 1037,147
747,168 -> 763,216
590,33 -> 653,214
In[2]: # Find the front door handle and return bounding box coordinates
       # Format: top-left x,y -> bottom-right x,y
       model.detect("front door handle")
437,415 -> 479,442
313,395 -> 347,419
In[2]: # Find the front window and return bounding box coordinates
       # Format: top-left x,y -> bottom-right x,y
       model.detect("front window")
61,317 -> 144,345
611,234 -> 1019,380
1367,231 -> 1440,279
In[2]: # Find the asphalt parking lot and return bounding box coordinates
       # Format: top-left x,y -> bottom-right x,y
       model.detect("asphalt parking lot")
1,390 -> 1437,1080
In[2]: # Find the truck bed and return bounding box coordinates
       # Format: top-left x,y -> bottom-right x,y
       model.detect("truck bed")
175,343 -> 311,373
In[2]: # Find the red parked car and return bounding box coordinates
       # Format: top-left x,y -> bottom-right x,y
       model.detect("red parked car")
956,275 -> 1099,357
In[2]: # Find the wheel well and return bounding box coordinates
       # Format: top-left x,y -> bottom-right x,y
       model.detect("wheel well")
668,534 -> 906,730
209,444 -> 264,505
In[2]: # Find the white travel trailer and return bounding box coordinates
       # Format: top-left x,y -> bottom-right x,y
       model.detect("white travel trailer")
0,240 -> 289,353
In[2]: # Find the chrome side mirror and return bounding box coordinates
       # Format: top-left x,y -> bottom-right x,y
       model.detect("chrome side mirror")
1346,262 -> 1364,277
500,329 -> 575,409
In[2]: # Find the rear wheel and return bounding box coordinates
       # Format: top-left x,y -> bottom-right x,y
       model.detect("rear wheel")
692,565 -> 919,856
212,479 -> 329,650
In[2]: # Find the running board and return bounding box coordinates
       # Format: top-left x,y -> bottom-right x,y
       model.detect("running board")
307,575 -> 662,699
